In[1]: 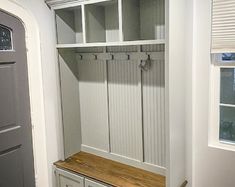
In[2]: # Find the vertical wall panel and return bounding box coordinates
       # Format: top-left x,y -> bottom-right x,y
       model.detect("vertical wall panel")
108,61 -> 142,161
142,59 -> 166,167
78,60 -> 109,152
59,50 -> 82,158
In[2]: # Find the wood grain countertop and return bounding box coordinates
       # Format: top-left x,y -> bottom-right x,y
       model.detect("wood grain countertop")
54,151 -> 165,187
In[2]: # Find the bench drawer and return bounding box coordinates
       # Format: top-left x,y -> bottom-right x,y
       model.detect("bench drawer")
85,179 -> 107,187
56,168 -> 84,187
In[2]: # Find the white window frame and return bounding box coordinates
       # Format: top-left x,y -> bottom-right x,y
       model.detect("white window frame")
209,54 -> 235,151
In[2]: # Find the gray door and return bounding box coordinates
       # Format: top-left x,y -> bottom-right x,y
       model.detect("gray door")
0,11 -> 35,187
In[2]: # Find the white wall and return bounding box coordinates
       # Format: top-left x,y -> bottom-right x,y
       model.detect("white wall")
185,0 -> 194,186
11,0 -> 63,187
187,0 -> 235,186
167,0 -> 187,186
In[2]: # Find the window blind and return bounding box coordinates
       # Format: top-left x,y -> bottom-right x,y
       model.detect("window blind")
212,0 -> 235,53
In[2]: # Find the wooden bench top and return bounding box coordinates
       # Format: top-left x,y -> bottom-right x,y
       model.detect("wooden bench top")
54,151 -> 165,187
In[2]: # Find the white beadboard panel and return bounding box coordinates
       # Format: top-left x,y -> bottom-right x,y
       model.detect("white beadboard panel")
58,50 -> 82,158
78,60 -> 109,152
108,61 -> 143,161
81,144 -> 166,175
142,59 -> 166,167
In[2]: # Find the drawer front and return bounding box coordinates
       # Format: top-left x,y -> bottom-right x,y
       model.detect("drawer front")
56,168 -> 84,187
85,179 -> 107,187
59,175 -> 83,187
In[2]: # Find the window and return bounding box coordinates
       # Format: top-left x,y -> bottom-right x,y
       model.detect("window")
210,54 -> 235,149
220,65 -> 235,143
222,53 -> 235,62
0,24 -> 12,50
210,0 -> 235,149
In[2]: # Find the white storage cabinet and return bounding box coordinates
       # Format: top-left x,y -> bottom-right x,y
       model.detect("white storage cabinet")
55,168 -> 110,187
55,168 -> 85,187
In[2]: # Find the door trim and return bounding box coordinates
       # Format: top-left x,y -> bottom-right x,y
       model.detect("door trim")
1,1 -> 49,187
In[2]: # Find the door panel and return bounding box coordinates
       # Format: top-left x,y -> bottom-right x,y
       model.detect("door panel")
0,10 -> 35,187
0,126 -> 21,153
0,147 -> 24,187
0,64 -> 16,128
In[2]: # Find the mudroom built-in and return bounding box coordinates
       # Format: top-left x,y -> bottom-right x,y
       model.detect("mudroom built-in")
45,0 -> 180,186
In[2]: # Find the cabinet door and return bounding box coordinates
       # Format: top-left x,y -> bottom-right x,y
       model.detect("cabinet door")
85,179 -> 107,187
56,168 -> 84,187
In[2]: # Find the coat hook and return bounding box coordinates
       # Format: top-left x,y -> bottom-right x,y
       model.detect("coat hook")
139,53 -> 151,71
127,53 -> 130,60
79,54 -> 83,60
111,54 -> 114,60
93,54 -> 98,60
146,53 -> 151,60
148,54 -> 151,60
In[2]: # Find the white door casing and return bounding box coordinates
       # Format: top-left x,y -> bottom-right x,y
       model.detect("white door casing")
1,1 -> 50,187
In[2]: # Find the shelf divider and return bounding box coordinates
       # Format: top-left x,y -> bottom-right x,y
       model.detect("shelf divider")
81,4 -> 86,44
118,0 -> 123,42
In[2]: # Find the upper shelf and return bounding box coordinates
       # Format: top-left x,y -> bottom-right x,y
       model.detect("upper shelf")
56,39 -> 165,49
52,0 -> 165,48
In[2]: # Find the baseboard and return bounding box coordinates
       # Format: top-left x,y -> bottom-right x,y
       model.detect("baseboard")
81,144 -> 166,176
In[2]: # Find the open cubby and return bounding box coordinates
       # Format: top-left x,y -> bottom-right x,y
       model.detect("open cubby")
85,0 -> 119,43
55,6 -> 83,44
122,0 -> 165,41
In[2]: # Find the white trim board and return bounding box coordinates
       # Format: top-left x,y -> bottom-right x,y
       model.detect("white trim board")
81,144 -> 166,176
56,40 -> 166,49
1,1 -> 49,187
47,0 -> 118,10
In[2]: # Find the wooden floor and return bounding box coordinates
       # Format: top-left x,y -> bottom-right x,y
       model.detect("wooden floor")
55,152 -> 165,187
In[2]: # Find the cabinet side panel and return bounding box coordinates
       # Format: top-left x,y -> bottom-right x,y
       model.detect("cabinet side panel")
108,61 -> 142,161
142,59 -> 166,167
78,61 -> 109,152
59,50 -> 81,158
